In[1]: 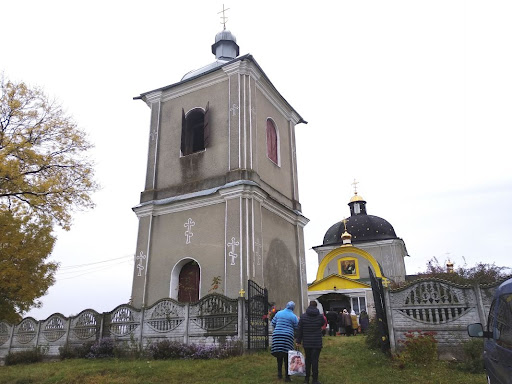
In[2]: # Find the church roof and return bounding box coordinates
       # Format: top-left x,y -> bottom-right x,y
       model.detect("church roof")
319,192 -> 398,247
322,215 -> 397,245
308,273 -> 371,291
134,30 -> 307,125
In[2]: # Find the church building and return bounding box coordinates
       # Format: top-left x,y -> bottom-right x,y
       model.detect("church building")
308,186 -> 408,315
130,25 -> 309,313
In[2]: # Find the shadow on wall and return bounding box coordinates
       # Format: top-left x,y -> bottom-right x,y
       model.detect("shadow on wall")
264,239 -> 298,306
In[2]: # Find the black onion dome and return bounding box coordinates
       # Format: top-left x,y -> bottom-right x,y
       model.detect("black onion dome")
323,215 -> 397,245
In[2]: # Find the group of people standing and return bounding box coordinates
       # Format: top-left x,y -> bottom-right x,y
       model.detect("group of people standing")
271,300 -> 326,384
325,308 -> 369,337
270,302 -> 371,383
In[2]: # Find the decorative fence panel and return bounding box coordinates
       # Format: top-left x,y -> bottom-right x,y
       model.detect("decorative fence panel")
0,293 -> 245,363
385,278 -> 503,359
247,280 -> 269,350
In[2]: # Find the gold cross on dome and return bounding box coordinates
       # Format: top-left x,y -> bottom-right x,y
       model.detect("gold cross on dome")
343,218 -> 348,231
218,4 -> 230,30
351,178 -> 359,195
239,288 -> 245,297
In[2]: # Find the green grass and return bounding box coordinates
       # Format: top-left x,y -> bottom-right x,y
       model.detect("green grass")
0,336 -> 486,384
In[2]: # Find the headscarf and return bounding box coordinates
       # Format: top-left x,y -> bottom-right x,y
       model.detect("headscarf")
351,310 -> 356,316
286,301 -> 295,310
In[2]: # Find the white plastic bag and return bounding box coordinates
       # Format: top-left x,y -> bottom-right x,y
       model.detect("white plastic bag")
288,349 -> 306,376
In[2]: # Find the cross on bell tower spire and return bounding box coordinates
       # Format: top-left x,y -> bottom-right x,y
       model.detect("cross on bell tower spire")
218,4 -> 230,30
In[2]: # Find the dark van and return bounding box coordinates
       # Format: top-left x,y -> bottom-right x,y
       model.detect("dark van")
468,277 -> 512,384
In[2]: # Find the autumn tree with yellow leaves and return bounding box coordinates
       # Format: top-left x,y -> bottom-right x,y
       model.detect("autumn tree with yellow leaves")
0,76 -> 98,322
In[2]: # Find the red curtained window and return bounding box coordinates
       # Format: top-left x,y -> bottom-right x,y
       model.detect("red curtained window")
266,119 -> 278,164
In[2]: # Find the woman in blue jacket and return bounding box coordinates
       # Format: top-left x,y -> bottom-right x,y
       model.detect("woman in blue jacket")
271,301 -> 299,381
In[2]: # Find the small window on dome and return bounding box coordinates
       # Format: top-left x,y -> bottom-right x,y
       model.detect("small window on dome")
266,119 -> 279,165
354,203 -> 360,214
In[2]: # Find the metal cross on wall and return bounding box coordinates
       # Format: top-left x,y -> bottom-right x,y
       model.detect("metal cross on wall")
184,218 -> 195,244
135,251 -> 146,277
227,237 -> 239,265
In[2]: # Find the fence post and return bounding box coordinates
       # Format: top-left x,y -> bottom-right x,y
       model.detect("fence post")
34,321 -> 41,349
473,283 -> 487,325
65,316 -> 71,346
7,324 -> 15,356
237,297 -> 245,342
139,307 -> 145,352
183,303 -> 190,345
99,313 -> 106,340
384,288 -> 396,353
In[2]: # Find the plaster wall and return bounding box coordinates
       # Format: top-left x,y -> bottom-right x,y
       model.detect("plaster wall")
152,80 -> 230,197
261,208 -> 306,313
254,86 -> 294,202
356,240 -> 407,282
131,215 -> 151,306
142,203 -> 226,307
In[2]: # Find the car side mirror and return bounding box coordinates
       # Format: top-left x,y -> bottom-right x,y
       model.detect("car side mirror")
468,323 -> 484,337
467,323 -> 492,338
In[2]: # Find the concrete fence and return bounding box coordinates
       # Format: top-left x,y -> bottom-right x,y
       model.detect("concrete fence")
384,278 -> 502,359
0,293 -> 245,363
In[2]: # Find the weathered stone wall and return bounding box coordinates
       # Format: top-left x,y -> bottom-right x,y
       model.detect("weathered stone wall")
0,294 -> 245,363
385,278 -> 501,359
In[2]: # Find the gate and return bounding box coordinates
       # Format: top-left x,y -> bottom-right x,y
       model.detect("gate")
247,280 -> 269,349
369,267 -> 390,353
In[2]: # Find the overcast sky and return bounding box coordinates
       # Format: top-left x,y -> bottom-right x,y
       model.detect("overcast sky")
2,1 -> 511,320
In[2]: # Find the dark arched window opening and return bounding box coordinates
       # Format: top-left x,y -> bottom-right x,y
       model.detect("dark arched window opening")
178,260 -> 200,302
181,102 -> 210,156
266,119 -> 278,164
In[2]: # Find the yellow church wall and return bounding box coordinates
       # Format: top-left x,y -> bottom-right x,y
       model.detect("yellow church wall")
308,275 -> 370,291
315,246 -> 386,283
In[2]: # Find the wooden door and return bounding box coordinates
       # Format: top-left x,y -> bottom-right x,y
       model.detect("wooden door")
178,261 -> 200,302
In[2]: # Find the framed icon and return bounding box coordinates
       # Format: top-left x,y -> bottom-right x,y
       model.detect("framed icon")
339,258 -> 359,279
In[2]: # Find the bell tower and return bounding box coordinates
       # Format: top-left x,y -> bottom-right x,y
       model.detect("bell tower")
130,24 -> 309,312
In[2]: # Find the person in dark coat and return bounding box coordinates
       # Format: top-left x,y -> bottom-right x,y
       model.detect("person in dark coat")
271,301 -> 299,381
341,308 -> 353,336
359,310 -> 370,333
337,311 -> 345,335
325,310 -> 338,336
296,300 -> 327,384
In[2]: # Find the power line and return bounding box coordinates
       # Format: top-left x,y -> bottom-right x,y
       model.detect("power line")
58,255 -> 133,270
57,259 -> 132,280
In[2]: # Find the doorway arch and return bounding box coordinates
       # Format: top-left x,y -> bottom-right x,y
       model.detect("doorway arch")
170,258 -> 201,302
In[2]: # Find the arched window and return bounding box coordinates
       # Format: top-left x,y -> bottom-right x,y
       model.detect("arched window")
177,260 -> 200,302
181,102 -> 210,156
266,119 -> 278,164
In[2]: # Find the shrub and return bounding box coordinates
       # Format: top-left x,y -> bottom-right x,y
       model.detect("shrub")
59,338 -> 125,360
5,348 -> 44,365
147,339 -> 243,360
398,330 -> 437,365
458,338 -> 484,373
364,318 -> 382,350
59,341 -> 95,359
216,339 -> 244,359
87,337 -> 116,358
147,340 -> 186,360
